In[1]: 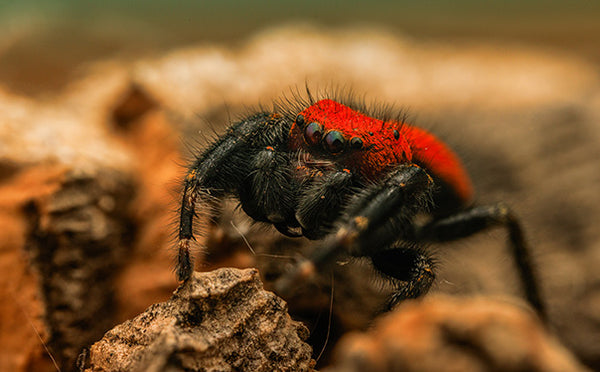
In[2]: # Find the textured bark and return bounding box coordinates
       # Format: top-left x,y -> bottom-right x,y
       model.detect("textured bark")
325,295 -> 591,372
0,78 -> 176,371
0,165 -> 66,372
84,268 -> 315,372
0,166 -> 134,372
23,169 -> 134,370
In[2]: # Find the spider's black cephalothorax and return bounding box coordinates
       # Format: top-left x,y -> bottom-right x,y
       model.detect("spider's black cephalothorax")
177,93 -> 546,320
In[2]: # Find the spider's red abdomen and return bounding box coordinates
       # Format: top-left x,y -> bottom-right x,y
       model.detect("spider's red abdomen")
289,99 -> 473,204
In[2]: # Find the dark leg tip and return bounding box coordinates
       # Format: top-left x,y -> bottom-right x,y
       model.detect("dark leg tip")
176,265 -> 193,282
177,240 -> 194,282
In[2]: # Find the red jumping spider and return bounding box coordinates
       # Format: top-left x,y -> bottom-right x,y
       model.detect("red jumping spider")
176,91 -> 545,318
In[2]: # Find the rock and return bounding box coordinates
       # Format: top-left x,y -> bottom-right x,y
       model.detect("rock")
199,205 -> 392,366
23,168 -> 134,371
0,75 -> 180,371
0,165 -> 68,372
0,83 -> 136,371
83,268 -> 315,372
325,295 -> 590,372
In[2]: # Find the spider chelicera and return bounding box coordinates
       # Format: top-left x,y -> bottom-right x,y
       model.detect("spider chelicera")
176,93 -> 545,319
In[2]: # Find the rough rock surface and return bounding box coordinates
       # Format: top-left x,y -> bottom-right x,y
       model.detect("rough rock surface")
0,84 -> 136,371
84,268 -> 315,372
199,205 -> 392,366
325,295 -> 590,372
0,74 -> 180,371
23,168 -> 134,370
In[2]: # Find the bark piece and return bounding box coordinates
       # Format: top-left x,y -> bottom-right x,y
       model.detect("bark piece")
0,81 -> 155,371
24,169 -> 134,370
85,268 -> 315,372
201,205 -> 391,366
325,295 -> 590,372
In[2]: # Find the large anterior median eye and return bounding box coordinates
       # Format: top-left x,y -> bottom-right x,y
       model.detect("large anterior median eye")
304,122 -> 323,145
324,130 -> 346,154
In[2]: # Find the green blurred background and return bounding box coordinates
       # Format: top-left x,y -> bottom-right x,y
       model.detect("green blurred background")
1,0 -> 599,95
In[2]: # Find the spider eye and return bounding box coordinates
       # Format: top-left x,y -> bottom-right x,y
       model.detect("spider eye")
324,130 -> 346,154
350,137 -> 363,149
304,122 -> 323,145
295,114 -> 305,127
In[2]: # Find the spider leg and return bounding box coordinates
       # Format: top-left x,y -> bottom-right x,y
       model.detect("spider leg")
370,243 -> 435,310
178,113 -> 292,281
238,147 -> 298,229
296,169 -> 355,240
417,204 -> 546,319
276,164 -> 435,296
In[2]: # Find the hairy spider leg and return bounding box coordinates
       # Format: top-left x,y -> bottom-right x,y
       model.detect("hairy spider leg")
418,204 -> 547,319
239,146 -> 300,237
295,168 -> 355,239
370,243 -> 436,310
177,113 -> 293,281
276,164 -> 437,309
277,162 -> 546,318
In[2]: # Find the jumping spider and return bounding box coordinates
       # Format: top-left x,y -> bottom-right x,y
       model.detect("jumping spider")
176,93 -> 545,319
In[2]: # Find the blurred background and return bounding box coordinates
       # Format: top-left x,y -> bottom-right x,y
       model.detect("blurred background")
1,1 -> 600,371
1,0 -> 599,95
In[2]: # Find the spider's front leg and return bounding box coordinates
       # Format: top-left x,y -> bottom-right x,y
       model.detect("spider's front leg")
277,163 -> 436,309
295,168 -> 355,239
239,145 -> 299,237
178,112 -> 294,281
